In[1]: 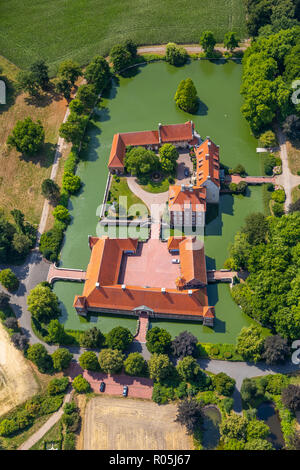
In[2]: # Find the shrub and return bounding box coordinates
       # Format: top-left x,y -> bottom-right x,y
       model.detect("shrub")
231,164 -> 246,175
4,316 -> 18,331
222,397 -> 234,413
259,130 -> 277,148
27,285 -> 60,322
63,432 -> 76,450
165,43 -> 188,66
52,348 -> 73,371
264,154 -> 276,175
11,332 -> 28,351
224,351 -> 232,359
272,189 -> 286,203
229,182 -> 237,192
210,346 -> 219,356
41,179 -> 60,203
72,374 -> 90,393
53,205 -> 71,224
62,171 -> 81,194
39,226 -> 63,261
27,343 -> 53,373
213,372 -> 236,397
265,374 -> 289,395
80,327 -> 105,349
0,269 -> 19,292
174,78 -> 198,113
273,202 -> 284,217
237,181 -> 248,194
47,377 -> 69,396
281,385 -> 300,411
124,352 -> 148,376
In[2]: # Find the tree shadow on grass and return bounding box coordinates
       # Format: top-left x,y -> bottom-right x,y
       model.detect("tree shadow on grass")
24,83 -> 62,108
19,142 -> 57,168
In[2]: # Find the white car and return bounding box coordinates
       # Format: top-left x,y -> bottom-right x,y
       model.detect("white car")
172,259 -> 180,264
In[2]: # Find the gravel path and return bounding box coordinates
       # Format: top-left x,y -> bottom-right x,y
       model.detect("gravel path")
276,127 -> 300,211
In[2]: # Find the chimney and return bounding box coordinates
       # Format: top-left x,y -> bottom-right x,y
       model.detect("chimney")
122,284 -> 126,290
208,141 -> 211,147
181,184 -> 185,192
205,153 -> 210,160
189,184 -> 193,192
190,120 -> 194,136
95,282 -> 100,288
188,289 -> 193,295
158,123 -> 162,144
161,287 -> 166,293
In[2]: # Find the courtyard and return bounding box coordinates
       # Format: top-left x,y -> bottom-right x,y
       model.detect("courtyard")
119,239 -> 180,289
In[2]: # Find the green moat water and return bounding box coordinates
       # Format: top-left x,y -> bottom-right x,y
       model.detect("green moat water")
54,60 -> 265,342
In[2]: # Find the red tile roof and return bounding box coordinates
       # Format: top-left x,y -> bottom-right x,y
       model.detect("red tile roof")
179,237 -> 207,286
168,185 -> 206,212
159,121 -> 194,143
195,138 -> 220,188
108,122 -> 194,169
73,236 -> 213,319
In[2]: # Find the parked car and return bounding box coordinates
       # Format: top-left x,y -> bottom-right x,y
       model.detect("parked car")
172,259 -> 180,264
100,381 -> 105,392
123,385 -> 128,397
184,168 -> 189,177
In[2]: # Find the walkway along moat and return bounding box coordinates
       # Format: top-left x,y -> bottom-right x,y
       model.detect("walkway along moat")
53,60 -> 268,343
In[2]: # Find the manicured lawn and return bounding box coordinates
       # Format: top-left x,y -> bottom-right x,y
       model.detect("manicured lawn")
0,1 -> 247,72
292,185 -> 300,203
108,176 -> 148,217
138,175 -> 170,194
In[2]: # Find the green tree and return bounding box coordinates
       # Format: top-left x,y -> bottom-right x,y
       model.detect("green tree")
213,372 -> 236,396
200,31 -> 216,55
110,43 -> 134,74
58,60 -> 81,86
236,325 -> 264,363
220,413 -> 248,442
17,71 -> 40,97
165,43 -> 188,66
247,419 -> 270,440
46,319 -> 66,343
244,438 -> 273,450
146,326 -> 172,354
174,78 -> 198,113
84,56 -> 111,92
229,231 -> 251,269
0,268 -> 19,292
69,99 -> 85,115
124,352 -> 148,376
259,130 -> 277,148
27,285 -> 60,322
282,384 -> 300,411
224,31 -> 239,51
106,326 -> 133,351
27,343 -> 53,373
52,348 -> 73,371
30,60 -> 49,90
241,212 -> 268,245
55,78 -> 72,100
72,374 -> 90,393
158,144 -> 179,173
79,351 -> 99,371
80,327 -> 105,349
148,353 -> 173,382
59,112 -> 88,145
98,348 -> 124,374
7,117 -> 44,155
41,179 -> 60,203
171,331 -> 198,358
177,356 -> 201,382
175,398 -> 203,434
125,147 -> 160,176
262,335 -> 290,364
62,171 -> 81,194
241,378 -> 259,404
47,377 -> 69,395
52,205 -> 71,223
76,84 -> 97,111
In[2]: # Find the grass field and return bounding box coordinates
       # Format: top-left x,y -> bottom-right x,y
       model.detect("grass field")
83,396 -> 193,450
0,55 -> 69,225
0,0 -> 247,73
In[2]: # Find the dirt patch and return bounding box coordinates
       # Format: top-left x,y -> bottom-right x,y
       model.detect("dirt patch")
0,323 -> 39,416
287,140 -> 300,176
83,396 -> 193,450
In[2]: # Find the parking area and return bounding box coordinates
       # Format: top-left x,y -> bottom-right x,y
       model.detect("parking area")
176,151 -> 193,184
